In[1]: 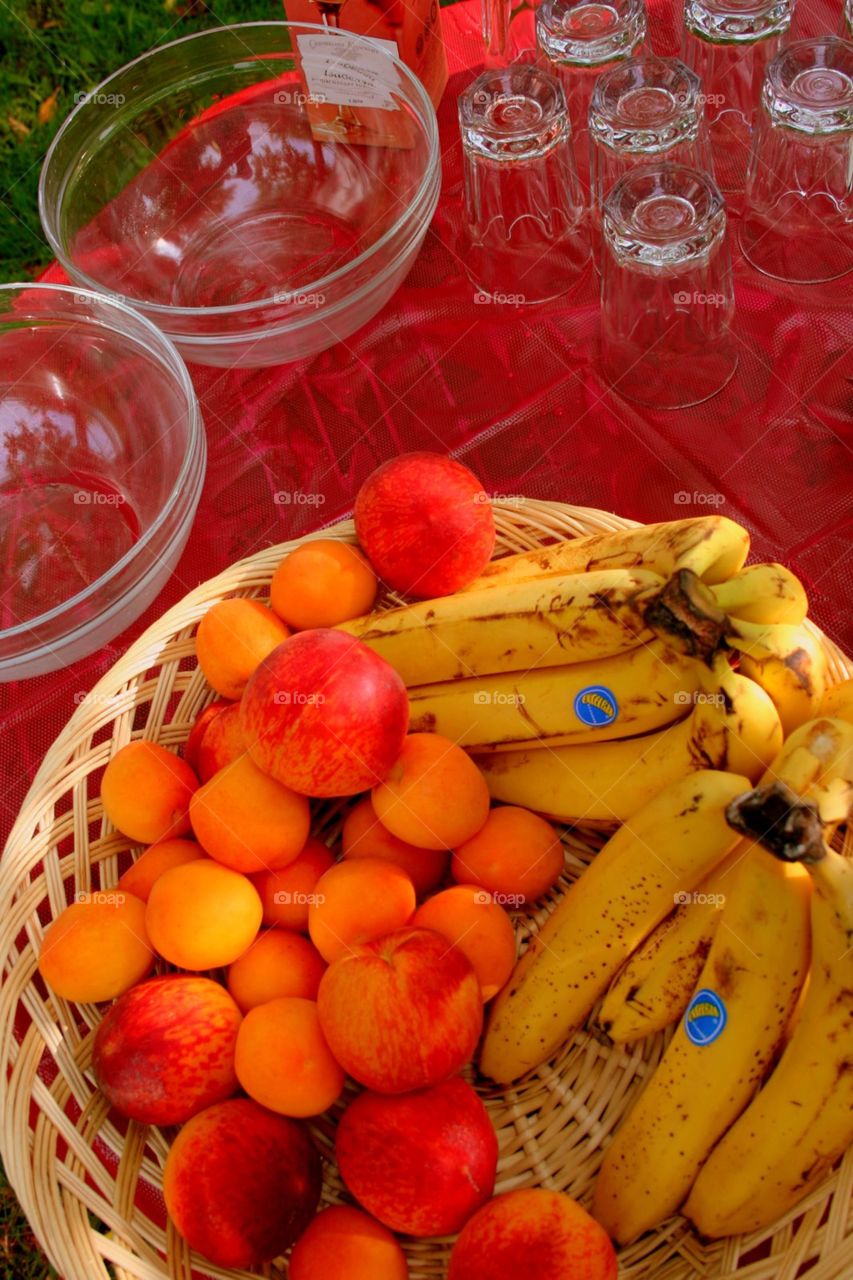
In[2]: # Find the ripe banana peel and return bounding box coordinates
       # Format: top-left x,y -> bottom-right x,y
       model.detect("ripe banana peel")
598,841 -> 746,1044
406,640 -> 701,749
468,515 -> 749,590
727,620 -> 827,736
340,568 -> 661,686
592,843 -> 811,1245
709,562 -> 808,626
684,813 -> 853,1237
821,675 -> 853,724
476,655 -> 782,825
478,770 -> 749,1084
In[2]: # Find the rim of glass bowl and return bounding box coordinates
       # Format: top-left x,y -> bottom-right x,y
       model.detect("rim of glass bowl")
38,22 -> 440,323
0,282 -> 203,647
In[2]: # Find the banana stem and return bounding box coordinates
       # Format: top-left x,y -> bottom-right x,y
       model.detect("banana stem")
644,569 -> 729,663
725,781 -> 826,864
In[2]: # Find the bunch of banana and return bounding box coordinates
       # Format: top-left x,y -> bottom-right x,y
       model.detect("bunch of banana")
591,838 -> 811,1244
478,769 -> 750,1084
407,639 -> 702,750
684,800 -> 853,1237
475,653 -> 782,824
598,715 -> 853,1043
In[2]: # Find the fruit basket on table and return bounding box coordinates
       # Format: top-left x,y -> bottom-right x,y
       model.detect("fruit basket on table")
1,498 -> 851,1280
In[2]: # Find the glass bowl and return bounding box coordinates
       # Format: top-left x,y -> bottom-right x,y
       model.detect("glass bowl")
39,22 -> 441,368
0,283 -> 205,680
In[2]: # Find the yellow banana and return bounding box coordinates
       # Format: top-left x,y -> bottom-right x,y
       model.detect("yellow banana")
340,569 -> 662,686
592,843 -> 811,1245
759,715 -> 853,825
821,675 -> 853,724
709,562 -> 808,625
684,824 -> 853,1237
406,640 -> 700,749
469,515 -> 749,589
728,620 -> 827,736
599,716 -> 853,1043
478,770 -> 750,1084
598,842 -> 746,1044
476,656 -> 782,824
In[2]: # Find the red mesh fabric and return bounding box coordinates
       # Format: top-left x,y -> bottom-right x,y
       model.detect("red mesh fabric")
1,0 -> 851,842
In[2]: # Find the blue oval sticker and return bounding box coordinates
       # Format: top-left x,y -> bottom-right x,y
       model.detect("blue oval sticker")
684,988 -> 727,1046
573,685 -> 618,727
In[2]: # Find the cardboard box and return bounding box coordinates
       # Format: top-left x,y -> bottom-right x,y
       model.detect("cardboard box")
285,0 -> 447,146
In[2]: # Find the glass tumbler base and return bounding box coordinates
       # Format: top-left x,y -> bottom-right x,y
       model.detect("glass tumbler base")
602,341 -> 738,407
739,213 -> 853,284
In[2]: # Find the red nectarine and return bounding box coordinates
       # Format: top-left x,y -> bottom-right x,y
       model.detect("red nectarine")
354,453 -> 495,598
336,1077 -> 498,1236
240,630 -> 409,797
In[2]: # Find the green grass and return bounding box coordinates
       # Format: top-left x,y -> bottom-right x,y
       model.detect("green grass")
0,0 -> 275,280
0,1158 -> 56,1279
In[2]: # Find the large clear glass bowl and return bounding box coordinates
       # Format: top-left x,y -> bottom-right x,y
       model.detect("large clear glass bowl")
39,23 -> 441,368
0,284 -> 205,680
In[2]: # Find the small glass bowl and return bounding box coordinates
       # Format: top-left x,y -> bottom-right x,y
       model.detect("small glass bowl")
39,23 -> 440,368
0,284 -> 205,680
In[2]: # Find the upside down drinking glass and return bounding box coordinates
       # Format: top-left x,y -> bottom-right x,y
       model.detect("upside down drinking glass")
681,0 -> 797,196
459,64 -> 590,303
536,0 -> 648,196
739,36 -> 853,283
600,164 -> 737,408
589,56 -> 714,215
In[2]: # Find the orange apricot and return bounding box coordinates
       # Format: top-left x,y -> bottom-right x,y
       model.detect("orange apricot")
289,1205 -> 408,1280
372,734 -> 490,851
117,838 -> 204,903
452,806 -> 564,906
308,858 -> 416,964
146,859 -> 262,969
189,753 -> 310,874
226,930 -> 327,1012
271,539 -> 378,630
234,997 -> 344,1117
412,885 -> 517,1000
101,740 -> 198,844
195,597 -> 290,700
251,837 -> 335,931
38,892 -> 154,1002
342,797 -> 449,897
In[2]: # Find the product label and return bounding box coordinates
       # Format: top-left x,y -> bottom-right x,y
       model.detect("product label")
573,685 -> 618,727
296,33 -> 401,111
684,988 -> 727,1046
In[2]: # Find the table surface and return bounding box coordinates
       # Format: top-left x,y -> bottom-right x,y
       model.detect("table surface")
2,0 -> 851,844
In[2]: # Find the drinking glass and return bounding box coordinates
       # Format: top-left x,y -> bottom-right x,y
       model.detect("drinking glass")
844,0 -> 853,39
600,164 -> 737,408
681,0 -> 797,196
739,36 -> 853,283
459,64 -> 589,303
536,0 -> 648,195
589,56 -> 714,215
483,0 -> 512,62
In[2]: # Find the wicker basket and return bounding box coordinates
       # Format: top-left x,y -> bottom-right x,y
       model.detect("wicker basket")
2,500 -> 851,1280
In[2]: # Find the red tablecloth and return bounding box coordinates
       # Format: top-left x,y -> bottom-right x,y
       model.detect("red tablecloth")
2,0 -> 851,843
